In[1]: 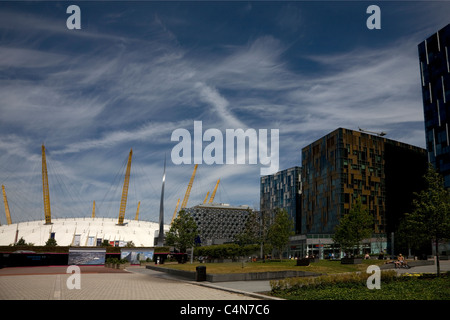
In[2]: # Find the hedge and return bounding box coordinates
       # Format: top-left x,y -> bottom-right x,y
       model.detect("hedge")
271,270 -> 398,294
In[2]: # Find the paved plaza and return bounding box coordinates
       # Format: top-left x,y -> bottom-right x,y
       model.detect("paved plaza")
0,261 -> 448,300
0,266 -> 265,300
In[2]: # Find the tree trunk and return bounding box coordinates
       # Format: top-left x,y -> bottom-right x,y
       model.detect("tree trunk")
435,238 -> 440,277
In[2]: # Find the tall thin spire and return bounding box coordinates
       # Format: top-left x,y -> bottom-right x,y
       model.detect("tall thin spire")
157,155 -> 166,246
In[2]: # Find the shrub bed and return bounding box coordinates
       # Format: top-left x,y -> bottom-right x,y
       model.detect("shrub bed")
270,271 -> 450,300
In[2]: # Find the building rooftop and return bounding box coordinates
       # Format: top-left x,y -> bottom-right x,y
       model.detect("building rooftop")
192,203 -> 251,210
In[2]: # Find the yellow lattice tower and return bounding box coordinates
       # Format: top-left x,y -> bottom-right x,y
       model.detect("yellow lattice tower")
2,185 -> 12,225
208,179 -> 220,203
118,149 -> 133,225
181,164 -> 198,209
92,201 -> 96,218
135,201 -> 140,220
42,145 -> 52,225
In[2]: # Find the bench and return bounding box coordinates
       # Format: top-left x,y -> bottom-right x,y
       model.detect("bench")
296,258 -> 310,266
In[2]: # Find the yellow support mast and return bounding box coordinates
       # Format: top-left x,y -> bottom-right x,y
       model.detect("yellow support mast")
118,149 -> 133,225
203,191 -> 210,204
171,198 -> 180,224
181,164 -> 198,209
2,185 -> 12,225
208,179 -> 220,203
42,145 -> 52,225
92,201 -> 96,218
135,201 -> 140,220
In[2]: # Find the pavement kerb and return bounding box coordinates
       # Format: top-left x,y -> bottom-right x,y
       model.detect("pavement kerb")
187,280 -> 285,301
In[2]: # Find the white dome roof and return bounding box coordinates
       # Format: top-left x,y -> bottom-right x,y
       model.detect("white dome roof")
0,217 -> 170,247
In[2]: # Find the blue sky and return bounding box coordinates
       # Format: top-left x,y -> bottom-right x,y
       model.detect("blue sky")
0,1 -> 449,224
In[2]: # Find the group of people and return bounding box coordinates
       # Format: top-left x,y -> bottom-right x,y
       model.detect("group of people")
294,252 -> 410,266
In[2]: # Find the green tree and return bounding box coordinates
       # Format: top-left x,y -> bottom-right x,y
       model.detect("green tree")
14,237 -> 34,246
165,209 -> 199,253
101,240 -> 112,247
404,164 -> 450,276
235,209 -> 273,259
235,209 -> 262,245
267,209 -> 294,259
45,238 -> 57,246
333,197 -> 373,256
396,217 -> 420,258
15,237 -> 27,246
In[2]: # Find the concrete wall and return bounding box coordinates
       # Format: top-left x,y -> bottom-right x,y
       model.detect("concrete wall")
146,265 -> 320,282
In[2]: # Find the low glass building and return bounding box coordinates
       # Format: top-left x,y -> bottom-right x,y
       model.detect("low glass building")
260,166 -> 302,234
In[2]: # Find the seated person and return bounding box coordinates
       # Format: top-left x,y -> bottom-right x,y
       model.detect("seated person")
395,253 -> 407,267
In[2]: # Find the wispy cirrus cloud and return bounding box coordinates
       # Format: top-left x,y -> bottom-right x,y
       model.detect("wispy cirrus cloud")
195,82 -> 246,129
290,42 -> 424,127
1,1 -> 447,224
53,120 -> 193,155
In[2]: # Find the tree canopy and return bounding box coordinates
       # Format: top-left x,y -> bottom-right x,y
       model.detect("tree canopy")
45,238 -> 57,247
403,164 -> 450,275
235,209 -> 263,245
332,197 -> 373,255
267,208 -> 294,259
165,209 -> 199,253
234,209 -> 273,257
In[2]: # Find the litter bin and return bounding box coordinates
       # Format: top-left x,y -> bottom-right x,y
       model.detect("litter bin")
196,265 -> 206,282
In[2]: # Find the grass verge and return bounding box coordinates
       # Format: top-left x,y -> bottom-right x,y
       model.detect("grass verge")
156,259 -> 386,274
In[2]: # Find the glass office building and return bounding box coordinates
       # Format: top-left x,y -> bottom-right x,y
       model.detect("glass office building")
418,23 -> 450,187
299,128 -> 427,257
260,166 -> 302,234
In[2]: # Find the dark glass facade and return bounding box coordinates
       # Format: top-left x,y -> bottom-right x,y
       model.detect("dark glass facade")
260,166 -> 302,233
301,128 -> 427,237
418,23 -> 450,187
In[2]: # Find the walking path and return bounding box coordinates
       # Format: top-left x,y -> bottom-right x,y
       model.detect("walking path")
393,259 -> 450,274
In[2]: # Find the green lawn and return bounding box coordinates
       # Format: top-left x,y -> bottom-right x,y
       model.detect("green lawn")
158,259 -> 386,274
